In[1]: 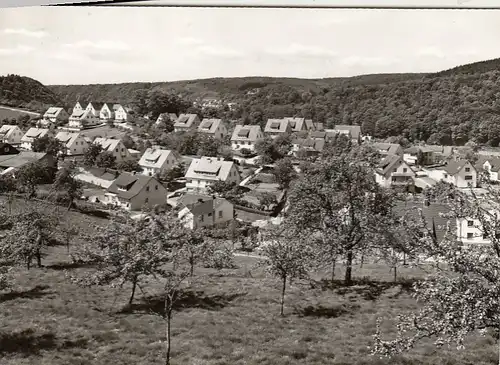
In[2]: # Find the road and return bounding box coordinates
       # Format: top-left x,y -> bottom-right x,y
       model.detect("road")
0,105 -> 40,116
233,252 -> 266,260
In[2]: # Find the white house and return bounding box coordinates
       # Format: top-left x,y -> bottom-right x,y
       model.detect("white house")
456,216 -> 492,246
105,172 -> 167,211
197,118 -> 227,139
0,125 -> 24,145
423,160 -> 477,188
72,102 -> 85,114
99,103 -> 114,120
231,125 -> 264,152
69,109 -> 100,129
331,125 -> 362,144
173,114 -> 201,132
177,193 -> 234,229
113,104 -> 130,121
375,154 -> 415,188
264,118 -> 292,138
85,102 -> 106,118
93,137 -> 131,163
139,148 -> 180,177
476,156 -> 500,182
20,127 -> 51,151
43,107 -> 69,124
185,156 -> 241,192
284,117 -> 315,133
55,131 -> 89,156
370,142 -> 404,156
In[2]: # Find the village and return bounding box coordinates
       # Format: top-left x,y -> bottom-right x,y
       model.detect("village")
0,99 -> 498,248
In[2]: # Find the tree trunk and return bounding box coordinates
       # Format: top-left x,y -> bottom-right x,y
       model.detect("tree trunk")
26,258 -> 31,270
280,275 -> 287,316
66,239 -> 70,254
344,250 -> 354,285
67,199 -> 73,212
393,266 -> 397,283
331,258 -> 336,282
36,249 -> 42,268
165,300 -> 172,365
129,278 -> 137,305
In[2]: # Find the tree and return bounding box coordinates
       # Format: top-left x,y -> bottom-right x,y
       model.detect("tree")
95,151 -> 116,169
16,161 -> 55,199
0,200 -> 60,269
50,161 -> 82,211
258,191 -> 278,211
32,135 -> 63,156
70,212 -> 187,305
372,181 -> 500,362
260,226 -> 312,316
117,159 -> 141,172
272,158 -> 296,189
178,229 -> 207,279
286,146 -> 395,285
197,135 -> 222,157
83,143 -> 103,167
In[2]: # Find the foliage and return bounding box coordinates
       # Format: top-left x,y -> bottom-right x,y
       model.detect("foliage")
272,158 -> 296,189
83,143 -> 103,167
146,90 -> 189,121
257,191 -> 278,211
70,212 -> 187,305
202,244 -> 237,270
117,159 -> 141,172
50,161 -> 82,210
32,135 -> 64,156
95,151 -> 116,169
16,161 -> 56,199
255,135 -> 292,164
0,200 -> 60,269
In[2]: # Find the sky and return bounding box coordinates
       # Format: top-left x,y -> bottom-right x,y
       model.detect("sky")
1,6 -> 500,85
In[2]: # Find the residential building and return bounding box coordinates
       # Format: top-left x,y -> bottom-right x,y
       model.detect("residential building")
138,147 -> 180,177
93,137 -> 131,163
72,102 -> 85,114
173,114 -> 201,132
332,125 -> 362,144
86,102 -> 106,118
309,130 -> 337,142
197,118 -> 228,139
0,125 -> 24,145
264,118 -> 292,138
20,127 -> 51,151
185,156 -> 241,192
68,109 -> 100,129
370,142 -> 404,157
0,142 -> 19,156
291,138 -> 325,157
284,117 -> 314,133
55,131 -> 89,156
177,193 -> 234,229
375,154 -> 415,188
231,125 -> 264,152
74,167 -> 118,189
475,156 -> 500,182
99,103 -> 115,120
155,113 -> 177,126
0,151 -> 55,176
43,107 -> 69,124
423,160 -> 477,188
105,172 -> 167,211
113,104 -> 130,121
404,145 -> 454,166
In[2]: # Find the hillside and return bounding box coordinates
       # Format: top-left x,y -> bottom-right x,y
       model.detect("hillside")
0,74 -> 63,113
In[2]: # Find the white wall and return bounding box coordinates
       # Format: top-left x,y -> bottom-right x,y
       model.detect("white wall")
129,178 -> 167,211
232,141 -> 256,151
456,217 -> 490,245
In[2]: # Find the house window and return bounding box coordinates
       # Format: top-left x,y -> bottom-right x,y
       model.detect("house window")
115,148 -> 118,152
467,220 -> 474,227
121,148 -> 124,152
145,198 -> 149,204
146,186 -> 150,192
200,215 -> 204,222
403,168 -> 407,173
219,210 -> 223,218
467,233 -> 474,239
465,167 -> 470,172
444,173 -> 448,178
155,185 -> 158,190
208,212 -> 212,217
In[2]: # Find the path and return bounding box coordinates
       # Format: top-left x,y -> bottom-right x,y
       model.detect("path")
239,166 -> 264,187
0,105 -> 40,116
233,252 -> 266,260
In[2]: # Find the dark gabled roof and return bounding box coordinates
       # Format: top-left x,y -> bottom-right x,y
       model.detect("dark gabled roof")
334,125 -> 361,139
107,172 -> 156,200
444,160 -> 473,175
377,154 -> 402,176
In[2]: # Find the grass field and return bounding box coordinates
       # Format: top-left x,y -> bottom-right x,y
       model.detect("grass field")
79,125 -> 128,140
0,197 -> 498,365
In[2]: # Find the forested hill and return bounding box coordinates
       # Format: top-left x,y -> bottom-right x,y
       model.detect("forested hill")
0,75 -> 63,113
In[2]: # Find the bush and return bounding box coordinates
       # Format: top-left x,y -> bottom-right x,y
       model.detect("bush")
203,246 -> 237,269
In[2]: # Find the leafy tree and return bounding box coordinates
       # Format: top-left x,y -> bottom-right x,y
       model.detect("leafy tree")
121,134 -> 136,149
287,146 -> 395,284
147,90 -> 186,121
0,200 -> 60,269
32,135 -> 63,156
272,158 -> 296,189
132,89 -> 149,116
117,159 -> 141,172
95,151 -> 116,169
83,143 -> 103,167
16,161 -> 56,199
197,135 -> 222,157
260,226 -> 312,316
258,191 -> 278,211
70,212 -> 187,305
50,161 -> 82,211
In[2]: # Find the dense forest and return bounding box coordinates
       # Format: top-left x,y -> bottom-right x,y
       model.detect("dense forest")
0,75 -> 63,113
4,57 -> 500,145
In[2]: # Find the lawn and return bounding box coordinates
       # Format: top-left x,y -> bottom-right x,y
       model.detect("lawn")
0,106 -> 39,120
79,125 -> 128,140
0,198 -> 497,365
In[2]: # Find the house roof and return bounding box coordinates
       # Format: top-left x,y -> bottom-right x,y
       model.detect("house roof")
70,109 -> 92,120
477,156 -> 500,172
107,172 -> 157,200
393,200 -> 453,243
43,107 -> 65,118
376,154 -> 404,176
173,114 -> 199,128
93,137 -> 122,152
89,102 -> 106,111
198,118 -> 222,134
0,125 -> 18,139
371,142 -> 402,155
264,119 -> 290,133
88,167 -> 119,181
444,160 -> 473,175
231,125 -> 262,142
405,145 -> 454,156
333,125 -> 361,139
0,151 -> 48,169
284,117 -> 305,132
293,138 -> 325,152
55,131 -> 83,147
185,156 -> 237,182
156,113 -> 178,123
179,193 -> 232,216
21,127 -> 49,142
314,122 -> 324,131
139,148 -> 178,169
